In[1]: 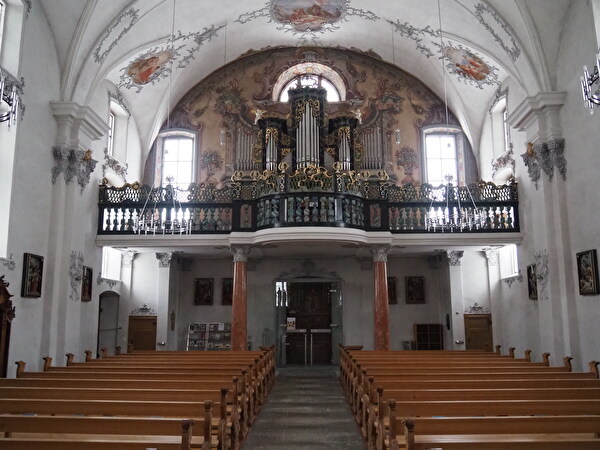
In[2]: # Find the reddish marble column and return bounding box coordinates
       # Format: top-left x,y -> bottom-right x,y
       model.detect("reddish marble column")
373,247 -> 391,350
231,246 -> 250,351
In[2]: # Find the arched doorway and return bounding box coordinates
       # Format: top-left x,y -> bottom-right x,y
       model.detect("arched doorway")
97,291 -> 120,357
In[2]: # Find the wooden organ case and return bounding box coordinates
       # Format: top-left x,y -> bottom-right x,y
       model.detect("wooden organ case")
256,87 -> 359,171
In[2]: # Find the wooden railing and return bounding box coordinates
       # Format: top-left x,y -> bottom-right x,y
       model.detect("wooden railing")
97,168 -> 519,235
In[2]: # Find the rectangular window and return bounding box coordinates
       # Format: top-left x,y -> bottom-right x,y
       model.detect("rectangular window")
107,112 -> 115,155
499,244 -> 519,279
502,108 -> 511,152
425,133 -> 458,186
162,135 -> 194,189
101,247 -> 122,281
0,1 -> 5,55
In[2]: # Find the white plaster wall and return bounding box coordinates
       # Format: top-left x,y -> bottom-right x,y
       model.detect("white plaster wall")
461,251 -> 490,313
167,255 -> 454,354
4,4 -> 61,376
555,1 -> 600,370
130,253 -> 160,313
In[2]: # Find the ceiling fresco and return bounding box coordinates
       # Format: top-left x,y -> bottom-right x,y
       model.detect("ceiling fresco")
236,0 -> 378,38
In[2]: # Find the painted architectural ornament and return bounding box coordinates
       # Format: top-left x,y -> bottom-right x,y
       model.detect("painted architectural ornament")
119,25 -> 225,93
388,19 -> 500,89
473,2 -> 521,62
94,8 -> 140,64
503,271 -> 523,288
96,273 -> 119,289
236,0 -> 377,37
447,250 -> 464,266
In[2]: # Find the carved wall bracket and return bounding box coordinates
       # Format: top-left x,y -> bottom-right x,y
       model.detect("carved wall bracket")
52,146 -> 98,192
521,139 -> 566,189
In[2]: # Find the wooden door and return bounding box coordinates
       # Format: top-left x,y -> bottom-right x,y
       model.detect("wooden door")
97,292 -> 120,357
464,314 -> 493,351
128,316 -> 157,351
286,282 -> 332,365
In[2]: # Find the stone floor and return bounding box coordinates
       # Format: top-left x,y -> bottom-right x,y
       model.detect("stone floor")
243,365 -> 367,450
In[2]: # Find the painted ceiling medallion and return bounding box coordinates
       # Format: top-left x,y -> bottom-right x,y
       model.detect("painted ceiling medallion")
271,0 -> 346,32
127,50 -> 174,86
237,0 -> 377,38
444,46 -> 490,82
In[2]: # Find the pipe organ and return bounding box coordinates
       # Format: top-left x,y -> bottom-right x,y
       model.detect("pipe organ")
256,87 -> 359,171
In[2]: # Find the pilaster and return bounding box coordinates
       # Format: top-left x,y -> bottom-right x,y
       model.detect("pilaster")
446,251 -> 465,350
371,246 -> 390,350
155,252 -> 172,351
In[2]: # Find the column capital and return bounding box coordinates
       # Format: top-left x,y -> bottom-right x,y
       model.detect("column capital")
231,245 -> 251,262
371,246 -> 391,262
484,248 -> 499,266
446,250 -> 464,266
156,252 -> 172,268
121,250 -> 138,268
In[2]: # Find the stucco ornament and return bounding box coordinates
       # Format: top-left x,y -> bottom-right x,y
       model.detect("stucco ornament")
535,249 -> 549,301
51,146 -> 98,192
69,251 -> 84,301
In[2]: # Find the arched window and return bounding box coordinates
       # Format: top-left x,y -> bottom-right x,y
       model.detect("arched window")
273,62 -> 346,102
156,130 -> 196,189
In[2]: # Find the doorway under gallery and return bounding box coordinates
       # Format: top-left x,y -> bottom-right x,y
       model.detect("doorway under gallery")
275,279 -> 343,367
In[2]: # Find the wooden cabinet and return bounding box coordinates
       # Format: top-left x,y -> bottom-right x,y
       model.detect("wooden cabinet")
0,276 -> 15,378
413,323 -> 443,350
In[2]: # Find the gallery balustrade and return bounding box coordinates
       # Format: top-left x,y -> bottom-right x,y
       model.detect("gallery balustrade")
97,166 -> 519,235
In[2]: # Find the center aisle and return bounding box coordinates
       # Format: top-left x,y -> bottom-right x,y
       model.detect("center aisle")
243,365 -> 367,450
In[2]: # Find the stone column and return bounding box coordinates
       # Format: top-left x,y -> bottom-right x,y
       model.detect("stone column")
155,252 -> 172,351
484,248 -> 503,348
118,250 -> 137,351
231,246 -> 250,351
447,250 -> 465,350
372,246 -> 390,350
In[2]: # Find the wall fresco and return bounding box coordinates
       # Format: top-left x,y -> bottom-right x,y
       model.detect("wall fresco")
148,46 -> 477,188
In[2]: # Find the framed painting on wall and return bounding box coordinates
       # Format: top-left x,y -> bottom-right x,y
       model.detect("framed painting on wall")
222,278 -> 233,305
405,276 -> 425,304
527,264 -> 538,300
194,278 -> 214,305
81,266 -> 93,301
21,253 -> 44,298
577,249 -> 599,295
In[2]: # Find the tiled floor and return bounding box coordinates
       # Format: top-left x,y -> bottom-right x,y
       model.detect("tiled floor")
243,365 -> 366,449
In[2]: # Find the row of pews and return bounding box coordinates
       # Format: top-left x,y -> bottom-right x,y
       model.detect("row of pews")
340,345 -> 600,449
0,345 -> 275,449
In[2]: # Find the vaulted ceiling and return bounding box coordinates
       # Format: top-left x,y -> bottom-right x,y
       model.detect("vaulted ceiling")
38,0 -> 572,162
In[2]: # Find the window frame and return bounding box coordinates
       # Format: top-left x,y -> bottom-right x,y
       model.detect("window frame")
156,129 -> 197,190
420,125 -> 463,187
0,0 -> 6,55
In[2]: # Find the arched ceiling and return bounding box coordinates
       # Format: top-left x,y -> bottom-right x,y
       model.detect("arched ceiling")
38,0 -> 572,162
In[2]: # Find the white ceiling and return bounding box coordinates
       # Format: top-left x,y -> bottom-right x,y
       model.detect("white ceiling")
38,0 -> 571,161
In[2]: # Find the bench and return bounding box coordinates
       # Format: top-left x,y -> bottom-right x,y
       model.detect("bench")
0,415 -> 209,450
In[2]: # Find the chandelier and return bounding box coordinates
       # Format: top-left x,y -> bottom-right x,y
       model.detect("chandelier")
134,176 -> 192,235
425,175 -> 484,232
581,53 -> 600,113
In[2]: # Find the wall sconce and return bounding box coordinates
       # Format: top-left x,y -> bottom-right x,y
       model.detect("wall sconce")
581,53 -> 600,113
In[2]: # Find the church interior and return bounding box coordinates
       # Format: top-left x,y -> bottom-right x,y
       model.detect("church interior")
1,0 -> 600,447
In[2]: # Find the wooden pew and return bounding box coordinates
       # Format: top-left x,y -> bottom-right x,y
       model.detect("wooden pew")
0,400 -> 215,449
389,414 -> 600,450
0,416 -> 208,450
